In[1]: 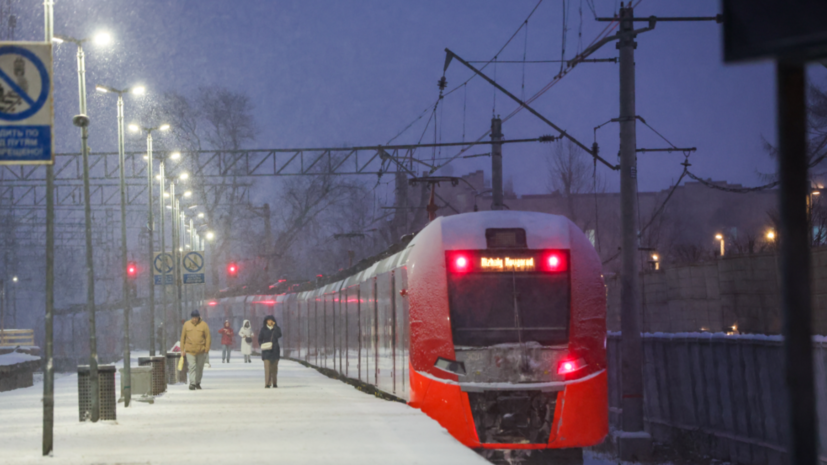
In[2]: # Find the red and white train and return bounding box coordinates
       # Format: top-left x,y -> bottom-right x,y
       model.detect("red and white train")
203,211 -> 607,460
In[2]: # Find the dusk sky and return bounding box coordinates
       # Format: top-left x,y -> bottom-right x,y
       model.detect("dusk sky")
15,0 -> 825,195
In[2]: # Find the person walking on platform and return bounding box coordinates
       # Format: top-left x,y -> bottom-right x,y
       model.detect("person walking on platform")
218,320 -> 234,363
181,309 -> 211,390
259,315 -> 282,388
239,319 -> 254,363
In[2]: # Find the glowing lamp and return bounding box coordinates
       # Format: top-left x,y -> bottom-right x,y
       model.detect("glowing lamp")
557,357 -> 585,375
208,301 -> 217,306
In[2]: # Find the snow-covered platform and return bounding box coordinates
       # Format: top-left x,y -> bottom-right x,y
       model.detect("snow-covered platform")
0,350 -> 493,465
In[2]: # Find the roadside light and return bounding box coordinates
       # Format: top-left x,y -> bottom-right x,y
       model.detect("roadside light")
159,124 -> 170,131
184,190 -> 192,197
131,86 -> 146,96
715,234 -> 723,240
206,231 -> 215,241
767,231 -> 776,241
198,212 -> 205,218
12,276 -> 18,283
95,85 -> 108,93
179,172 -> 189,181
170,152 -> 181,160
128,124 -> 139,132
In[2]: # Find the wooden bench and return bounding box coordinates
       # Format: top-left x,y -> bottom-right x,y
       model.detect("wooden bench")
0,329 -> 35,347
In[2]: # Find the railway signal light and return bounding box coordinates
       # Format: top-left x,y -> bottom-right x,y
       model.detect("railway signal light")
127,262 -> 138,279
227,263 -> 238,277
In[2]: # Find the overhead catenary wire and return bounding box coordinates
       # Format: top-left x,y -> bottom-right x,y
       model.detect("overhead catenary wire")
385,0 -> 544,146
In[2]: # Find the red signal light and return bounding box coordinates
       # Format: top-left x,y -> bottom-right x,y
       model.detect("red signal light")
126,262 -> 138,278
227,263 -> 238,276
208,300 -> 217,306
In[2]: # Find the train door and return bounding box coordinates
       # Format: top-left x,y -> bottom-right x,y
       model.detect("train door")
376,271 -> 394,395
394,267 -> 410,400
359,277 -> 374,385
347,285 -> 359,380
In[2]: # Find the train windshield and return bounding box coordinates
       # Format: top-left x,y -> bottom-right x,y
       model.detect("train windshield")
447,271 -> 570,347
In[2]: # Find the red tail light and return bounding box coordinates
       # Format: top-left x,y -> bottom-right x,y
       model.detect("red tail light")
542,252 -> 568,272
557,357 -> 586,375
208,301 -> 218,306
447,253 -> 471,273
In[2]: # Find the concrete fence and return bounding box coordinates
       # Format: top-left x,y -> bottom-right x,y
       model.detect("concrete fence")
606,247 -> 827,335
608,332 -> 827,464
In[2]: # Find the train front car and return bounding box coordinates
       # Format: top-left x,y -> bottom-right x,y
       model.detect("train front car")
406,211 -> 607,461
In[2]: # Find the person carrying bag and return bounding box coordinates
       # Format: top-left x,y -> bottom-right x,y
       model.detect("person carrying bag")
259,316 -> 282,388
238,319 -> 254,363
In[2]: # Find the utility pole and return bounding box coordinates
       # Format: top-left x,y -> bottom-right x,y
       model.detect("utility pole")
596,4 -> 720,460
616,5 -> 649,460
491,117 -> 504,210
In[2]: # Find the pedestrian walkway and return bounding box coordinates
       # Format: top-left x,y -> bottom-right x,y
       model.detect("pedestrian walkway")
0,350 -> 489,465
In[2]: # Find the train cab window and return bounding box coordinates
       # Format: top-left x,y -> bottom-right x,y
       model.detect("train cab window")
447,266 -> 569,347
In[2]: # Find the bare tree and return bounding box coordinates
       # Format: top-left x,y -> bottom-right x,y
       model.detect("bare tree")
546,138 -> 605,232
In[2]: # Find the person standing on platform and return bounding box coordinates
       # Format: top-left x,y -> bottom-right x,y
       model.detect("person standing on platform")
238,319 -> 254,363
259,316 -> 281,388
218,320 -> 235,363
181,309 -> 211,390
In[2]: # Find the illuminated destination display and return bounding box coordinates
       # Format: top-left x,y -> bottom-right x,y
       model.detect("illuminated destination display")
480,256 -> 535,272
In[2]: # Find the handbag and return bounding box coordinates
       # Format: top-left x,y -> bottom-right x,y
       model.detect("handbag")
260,326 -> 276,351
245,336 -> 253,344
177,352 -> 185,371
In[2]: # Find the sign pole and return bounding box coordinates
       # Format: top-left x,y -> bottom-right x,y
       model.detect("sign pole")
42,0 -> 55,456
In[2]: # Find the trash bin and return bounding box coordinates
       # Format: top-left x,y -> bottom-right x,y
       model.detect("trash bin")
138,356 -> 166,395
165,352 -> 182,385
119,366 -> 152,399
78,365 -> 117,421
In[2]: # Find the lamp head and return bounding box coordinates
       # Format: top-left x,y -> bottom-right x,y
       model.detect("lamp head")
92,32 -> 112,46
159,124 -> 170,131
131,86 -> 146,96
170,152 -> 181,161
128,123 -> 139,133
179,172 -> 189,181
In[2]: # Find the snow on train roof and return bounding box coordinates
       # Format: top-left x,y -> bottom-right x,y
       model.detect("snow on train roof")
291,212 -> 574,297
411,210 -> 572,251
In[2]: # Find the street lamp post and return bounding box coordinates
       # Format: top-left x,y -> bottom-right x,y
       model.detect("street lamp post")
95,84 -> 144,408
129,123 -> 170,357
53,31 -> 112,424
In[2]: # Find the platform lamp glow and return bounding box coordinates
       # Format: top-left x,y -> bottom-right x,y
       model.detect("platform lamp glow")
53,30 -> 113,424
95,83 -> 145,409
715,234 -> 725,257
168,174 -> 190,323
128,123 -> 170,358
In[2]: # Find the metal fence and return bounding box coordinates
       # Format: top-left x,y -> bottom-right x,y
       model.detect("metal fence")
608,333 -> 827,464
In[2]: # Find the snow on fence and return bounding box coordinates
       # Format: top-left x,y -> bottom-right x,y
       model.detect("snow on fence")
607,332 -> 827,464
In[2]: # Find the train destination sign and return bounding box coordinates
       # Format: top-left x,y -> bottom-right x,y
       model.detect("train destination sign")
480,256 -> 535,272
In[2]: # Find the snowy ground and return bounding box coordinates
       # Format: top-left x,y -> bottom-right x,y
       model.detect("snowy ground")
0,350 -> 663,465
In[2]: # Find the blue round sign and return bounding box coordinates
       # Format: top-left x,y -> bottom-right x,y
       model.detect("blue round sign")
154,253 -> 174,274
0,45 -> 50,121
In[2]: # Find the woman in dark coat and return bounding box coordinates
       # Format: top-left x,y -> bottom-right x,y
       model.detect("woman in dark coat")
259,315 -> 282,388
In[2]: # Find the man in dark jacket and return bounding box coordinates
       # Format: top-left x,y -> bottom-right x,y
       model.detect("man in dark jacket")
259,315 -> 282,388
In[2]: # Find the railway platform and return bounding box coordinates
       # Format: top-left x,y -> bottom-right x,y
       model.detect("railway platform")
0,350 -> 491,465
